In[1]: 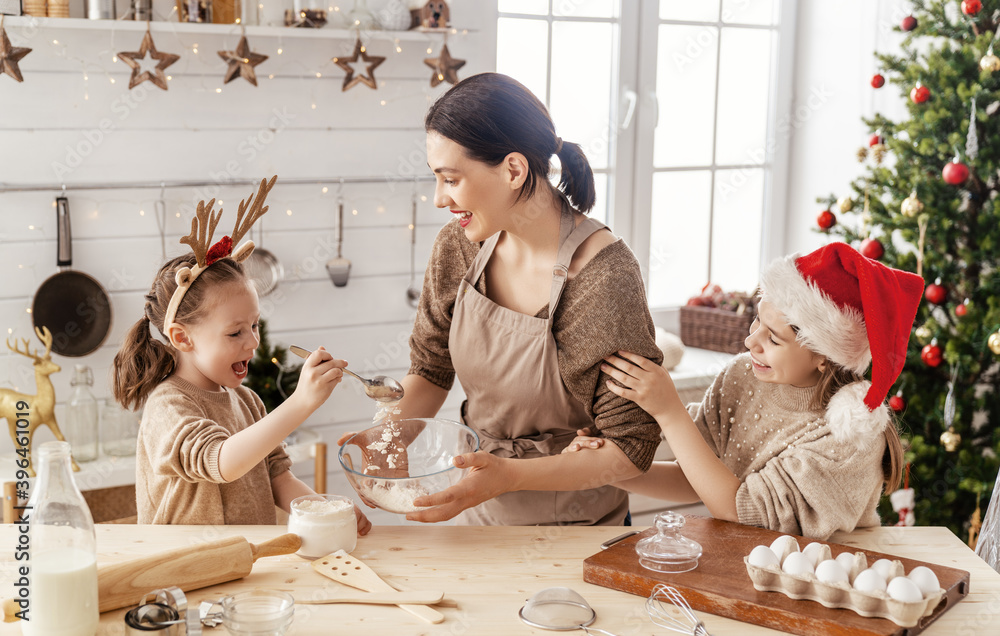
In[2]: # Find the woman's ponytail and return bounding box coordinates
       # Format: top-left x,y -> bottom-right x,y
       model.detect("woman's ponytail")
112,312 -> 175,411
555,140 -> 596,213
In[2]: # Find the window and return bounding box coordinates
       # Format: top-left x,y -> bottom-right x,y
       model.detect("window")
497,0 -> 792,313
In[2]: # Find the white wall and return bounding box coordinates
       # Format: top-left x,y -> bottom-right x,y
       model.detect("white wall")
782,0 -> 910,254
0,1 -> 497,524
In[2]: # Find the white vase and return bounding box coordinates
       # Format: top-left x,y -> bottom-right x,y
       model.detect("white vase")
378,0 -> 411,30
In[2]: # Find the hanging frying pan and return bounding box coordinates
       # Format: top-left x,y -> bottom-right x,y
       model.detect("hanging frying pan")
31,197 -> 113,357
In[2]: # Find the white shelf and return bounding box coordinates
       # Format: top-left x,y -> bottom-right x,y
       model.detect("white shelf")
3,15 -> 474,41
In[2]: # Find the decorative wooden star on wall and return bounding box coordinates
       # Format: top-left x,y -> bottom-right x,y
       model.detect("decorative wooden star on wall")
0,15 -> 32,83
424,43 -> 465,88
118,29 -> 180,91
218,35 -> 268,86
333,38 -> 385,91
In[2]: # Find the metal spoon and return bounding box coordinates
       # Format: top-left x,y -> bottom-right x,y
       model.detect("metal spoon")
289,345 -> 404,402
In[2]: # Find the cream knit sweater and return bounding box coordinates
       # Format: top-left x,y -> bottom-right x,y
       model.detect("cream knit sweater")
136,375 -> 291,525
689,353 -> 886,540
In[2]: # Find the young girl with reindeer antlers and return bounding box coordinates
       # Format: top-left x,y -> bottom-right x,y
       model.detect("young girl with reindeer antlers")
113,176 -> 370,532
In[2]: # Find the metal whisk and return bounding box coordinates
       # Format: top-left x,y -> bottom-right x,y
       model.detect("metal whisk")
646,584 -> 712,636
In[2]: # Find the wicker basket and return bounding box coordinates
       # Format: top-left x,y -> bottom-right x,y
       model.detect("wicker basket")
679,305 -> 754,354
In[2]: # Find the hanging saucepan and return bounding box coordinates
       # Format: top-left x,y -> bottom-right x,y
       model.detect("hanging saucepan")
243,217 -> 283,297
31,196 -> 113,357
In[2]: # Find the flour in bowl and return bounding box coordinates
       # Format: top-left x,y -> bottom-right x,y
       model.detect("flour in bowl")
361,480 -> 431,512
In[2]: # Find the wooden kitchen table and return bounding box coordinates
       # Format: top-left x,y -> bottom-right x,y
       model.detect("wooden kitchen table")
0,524 -> 998,635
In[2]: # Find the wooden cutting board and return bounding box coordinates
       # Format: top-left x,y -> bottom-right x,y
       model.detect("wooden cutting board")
582,515 -> 969,636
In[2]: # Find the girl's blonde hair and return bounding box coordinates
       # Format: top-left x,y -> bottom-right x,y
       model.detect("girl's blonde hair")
112,255 -> 247,410
811,362 -> 904,493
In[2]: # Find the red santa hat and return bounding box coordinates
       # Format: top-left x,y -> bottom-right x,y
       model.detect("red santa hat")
758,242 -> 924,446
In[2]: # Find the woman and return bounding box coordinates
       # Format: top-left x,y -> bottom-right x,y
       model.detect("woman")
391,72 -> 663,526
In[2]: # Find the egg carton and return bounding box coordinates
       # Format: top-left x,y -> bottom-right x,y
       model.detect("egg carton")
743,543 -> 944,628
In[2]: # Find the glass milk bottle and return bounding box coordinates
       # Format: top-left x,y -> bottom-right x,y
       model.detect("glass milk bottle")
23,441 -> 99,636
66,365 -> 99,462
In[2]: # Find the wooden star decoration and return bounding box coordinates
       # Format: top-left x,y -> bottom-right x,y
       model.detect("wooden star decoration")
218,35 -> 268,86
0,15 -> 32,83
424,44 -> 465,88
333,39 -> 385,91
117,29 -> 179,91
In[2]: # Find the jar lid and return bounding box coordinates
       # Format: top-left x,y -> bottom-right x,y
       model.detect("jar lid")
635,511 -> 702,573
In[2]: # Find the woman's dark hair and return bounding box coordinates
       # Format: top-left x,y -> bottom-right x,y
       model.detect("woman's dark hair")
424,72 -> 597,212
112,255 -> 247,410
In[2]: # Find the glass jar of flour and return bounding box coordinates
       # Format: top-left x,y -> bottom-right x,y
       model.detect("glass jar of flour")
287,494 -> 357,559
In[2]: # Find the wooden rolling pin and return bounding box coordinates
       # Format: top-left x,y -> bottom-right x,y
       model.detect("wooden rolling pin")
96,533 -> 301,613
4,533 -> 301,620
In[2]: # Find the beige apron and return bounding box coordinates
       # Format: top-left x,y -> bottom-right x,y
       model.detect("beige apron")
449,201 -> 629,526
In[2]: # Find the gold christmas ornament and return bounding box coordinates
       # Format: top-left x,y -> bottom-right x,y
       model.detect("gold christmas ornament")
0,15 -> 31,83
940,426 -> 961,452
334,38 -> 385,91
915,325 -> 932,341
981,50 -> 1000,72
424,43 -> 466,88
871,144 -> 888,164
901,191 -> 924,217
837,196 -> 853,213
218,35 -> 268,86
118,29 -> 179,91
988,330 -> 1000,355
856,147 -> 869,163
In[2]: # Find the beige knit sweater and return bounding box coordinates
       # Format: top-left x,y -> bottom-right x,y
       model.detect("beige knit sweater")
409,218 -> 663,471
689,353 -> 886,539
136,375 -> 291,525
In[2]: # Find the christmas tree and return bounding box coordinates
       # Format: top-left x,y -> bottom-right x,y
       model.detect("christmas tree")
243,319 -> 301,414
818,0 -> 1000,537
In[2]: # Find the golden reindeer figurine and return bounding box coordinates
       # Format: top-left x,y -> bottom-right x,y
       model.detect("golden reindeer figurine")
1,326 -> 79,476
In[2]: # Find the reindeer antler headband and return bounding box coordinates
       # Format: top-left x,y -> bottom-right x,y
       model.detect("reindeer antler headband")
162,175 -> 277,336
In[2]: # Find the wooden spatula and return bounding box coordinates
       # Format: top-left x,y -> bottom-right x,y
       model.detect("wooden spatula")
292,590 -> 445,605
311,550 -> 445,624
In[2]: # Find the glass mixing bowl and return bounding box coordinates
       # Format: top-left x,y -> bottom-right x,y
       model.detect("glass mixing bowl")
338,418 -> 479,514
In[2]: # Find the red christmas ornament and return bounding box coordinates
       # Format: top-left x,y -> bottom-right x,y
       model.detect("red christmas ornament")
871,73 -> 885,88
816,209 -> 837,230
924,281 -> 947,305
860,238 -> 884,260
868,133 -> 885,147
901,15 -> 918,31
962,0 -> 982,15
889,392 -> 906,413
910,83 -> 930,104
955,303 -> 968,317
921,342 -> 943,367
942,159 -> 970,185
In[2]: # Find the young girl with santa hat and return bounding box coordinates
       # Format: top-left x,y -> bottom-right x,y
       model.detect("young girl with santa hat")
565,242 -> 924,539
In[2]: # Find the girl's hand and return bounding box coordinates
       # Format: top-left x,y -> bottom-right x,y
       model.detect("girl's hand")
293,347 -> 346,411
562,427 -> 606,453
405,451 -> 511,523
602,350 -> 683,420
355,504 -> 372,535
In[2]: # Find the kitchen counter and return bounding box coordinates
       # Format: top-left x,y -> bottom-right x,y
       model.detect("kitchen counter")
1,524 -> 997,635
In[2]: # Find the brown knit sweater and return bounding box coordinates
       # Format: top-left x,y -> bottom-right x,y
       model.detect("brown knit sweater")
409,218 -> 663,471
136,375 -> 291,525
689,353 -> 886,539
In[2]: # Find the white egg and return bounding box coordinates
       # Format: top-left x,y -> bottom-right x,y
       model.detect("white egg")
781,551 -> 815,576
801,542 -> 826,567
769,535 -> 800,561
747,545 -> 780,568
871,558 -> 897,582
887,576 -> 924,603
907,566 -> 940,597
835,551 -> 857,577
815,559 -> 849,584
853,568 -> 887,593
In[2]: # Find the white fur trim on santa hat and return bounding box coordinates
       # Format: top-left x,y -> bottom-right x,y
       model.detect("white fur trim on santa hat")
759,255 -> 870,375
825,381 -> 890,448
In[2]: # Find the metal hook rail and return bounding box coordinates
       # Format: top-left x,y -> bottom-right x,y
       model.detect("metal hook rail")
0,175 -> 435,194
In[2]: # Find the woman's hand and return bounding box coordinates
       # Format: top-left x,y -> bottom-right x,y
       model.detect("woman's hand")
602,350 -> 683,420
292,347 -> 346,411
561,427 -> 606,453
355,504 -> 372,535
405,451 -> 512,523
